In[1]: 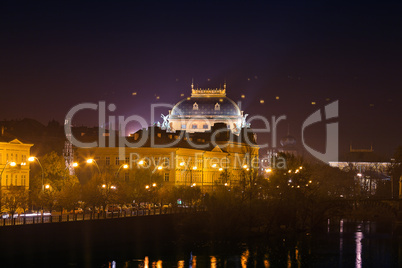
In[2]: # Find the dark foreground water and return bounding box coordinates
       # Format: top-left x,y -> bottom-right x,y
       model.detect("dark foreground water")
98,220 -> 402,268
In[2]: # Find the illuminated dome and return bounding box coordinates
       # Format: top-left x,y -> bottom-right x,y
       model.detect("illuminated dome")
171,96 -> 241,117
166,83 -> 247,133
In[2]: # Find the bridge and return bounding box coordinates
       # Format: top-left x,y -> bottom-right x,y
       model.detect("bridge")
0,206 -> 204,227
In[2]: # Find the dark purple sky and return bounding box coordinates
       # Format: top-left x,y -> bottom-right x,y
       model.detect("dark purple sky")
1,1 -> 401,157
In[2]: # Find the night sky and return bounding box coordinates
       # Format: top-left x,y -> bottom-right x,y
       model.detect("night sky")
1,1 -> 401,157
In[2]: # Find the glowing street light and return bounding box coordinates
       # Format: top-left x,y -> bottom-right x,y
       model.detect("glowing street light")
157,166 -> 163,170
243,165 -> 248,169
192,166 -> 197,170
102,184 -> 106,188
139,160 -> 145,166
110,185 -> 117,190
145,185 -> 150,189
45,184 -> 50,189
86,158 -> 101,173
152,183 -> 157,187
218,168 -> 223,171
179,162 -> 185,167
115,163 -> 129,178
212,164 -> 217,168
265,168 -> 272,173
72,162 -> 78,167
0,161 -> 18,209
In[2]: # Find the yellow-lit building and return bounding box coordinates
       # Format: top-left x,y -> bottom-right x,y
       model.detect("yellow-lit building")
76,125 -> 259,190
0,134 -> 33,189
74,86 -> 258,191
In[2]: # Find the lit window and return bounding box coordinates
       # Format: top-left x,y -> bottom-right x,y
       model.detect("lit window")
106,157 -> 110,165
193,102 -> 198,110
115,157 -> 119,165
124,172 -> 129,182
125,157 -> 129,164
203,124 -> 208,129
164,173 -> 170,182
192,124 -> 197,129
215,103 -> 220,110
181,124 -> 186,129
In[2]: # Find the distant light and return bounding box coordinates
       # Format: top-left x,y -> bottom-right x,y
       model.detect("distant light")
326,98 -> 330,101
288,179 -> 292,183
224,183 -> 228,186
156,96 -> 160,100
288,170 -> 292,173
45,184 -> 50,189
145,185 -> 149,189
212,164 -> 217,168
187,97 -> 190,100
132,92 -> 137,96
191,183 -> 196,187
243,165 -> 248,169
357,173 -> 362,177
219,168 -> 223,171
102,184 -> 106,188
179,162 -> 185,166
260,99 -> 264,104
138,160 -> 144,165
297,185 -> 300,188
299,166 -> 303,169
28,157 -> 35,162
9,162 -> 16,167
180,93 -> 184,97
241,94 -> 245,99
275,96 -> 279,100
72,162 -> 78,167
152,183 -> 156,187
157,166 -> 163,170
265,168 -> 272,173
192,166 -> 197,170
123,164 -> 128,169
369,104 -> 374,107
311,102 -> 316,105
87,159 -> 94,164
308,180 -> 312,184
219,98 -> 223,102
110,185 -> 117,189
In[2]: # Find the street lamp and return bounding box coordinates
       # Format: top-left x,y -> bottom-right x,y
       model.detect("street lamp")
28,156 -> 44,192
115,164 -> 129,178
0,161 -> 17,212
86,158 -> 101,173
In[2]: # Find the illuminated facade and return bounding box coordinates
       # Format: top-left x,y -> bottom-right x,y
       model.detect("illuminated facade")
163,83 -> 249,134
0,135 -> 33,189
76,125 -> 259,190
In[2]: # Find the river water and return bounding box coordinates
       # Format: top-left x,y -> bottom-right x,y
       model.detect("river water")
101,220 -> 402,268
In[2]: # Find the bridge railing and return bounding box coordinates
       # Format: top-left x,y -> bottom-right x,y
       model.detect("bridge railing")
0,205 -> 206,227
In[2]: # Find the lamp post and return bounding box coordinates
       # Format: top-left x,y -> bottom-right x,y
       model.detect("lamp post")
115,164 -> 128,179
86,158 -> 101,174
28,156 -> 44,192
0,161 -> 16,212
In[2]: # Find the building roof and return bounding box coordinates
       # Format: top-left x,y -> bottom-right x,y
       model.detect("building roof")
170,87 -> 241,118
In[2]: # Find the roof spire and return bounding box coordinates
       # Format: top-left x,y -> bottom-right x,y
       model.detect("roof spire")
191,78 -> 194,90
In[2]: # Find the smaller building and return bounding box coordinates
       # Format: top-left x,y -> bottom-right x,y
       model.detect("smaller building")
0,132 -> 33,189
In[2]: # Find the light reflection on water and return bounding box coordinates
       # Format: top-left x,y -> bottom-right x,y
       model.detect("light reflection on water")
108,220 -> 399,267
